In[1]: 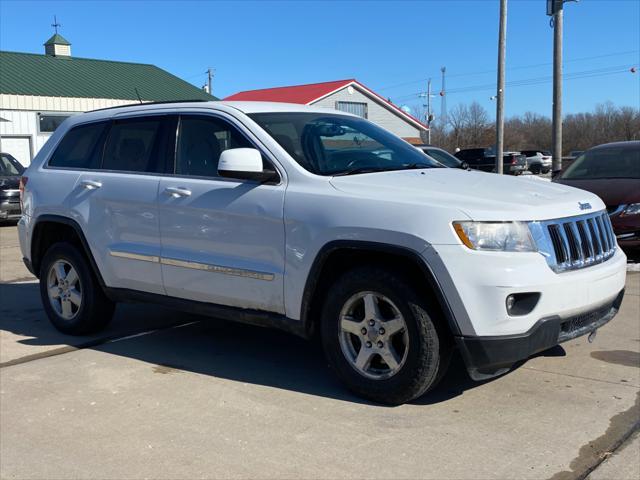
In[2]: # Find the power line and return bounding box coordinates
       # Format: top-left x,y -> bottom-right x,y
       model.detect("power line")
393,64 -> 637,102
377,49 -> 639,92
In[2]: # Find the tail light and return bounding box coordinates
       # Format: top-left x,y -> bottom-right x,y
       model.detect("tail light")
511,156 -> 517,165
19,176 -> 28,211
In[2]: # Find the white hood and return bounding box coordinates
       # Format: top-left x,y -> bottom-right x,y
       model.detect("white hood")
330,168 -> 605,221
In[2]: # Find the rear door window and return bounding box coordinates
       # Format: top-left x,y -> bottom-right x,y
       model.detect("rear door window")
102,117 -> 167,173
48,121 -> 109,169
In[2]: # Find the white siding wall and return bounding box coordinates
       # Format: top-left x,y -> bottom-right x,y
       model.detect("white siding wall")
312,87 -> 424,139
0,94 -> 138,164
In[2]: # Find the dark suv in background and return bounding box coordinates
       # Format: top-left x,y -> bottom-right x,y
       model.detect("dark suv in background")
454,148 -> 527,175
0,152 -> 24,221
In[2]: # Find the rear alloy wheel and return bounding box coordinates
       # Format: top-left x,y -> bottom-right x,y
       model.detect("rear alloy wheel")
321,266 -> 451,405
46,259 -> 83,320
39,242 -> 115,334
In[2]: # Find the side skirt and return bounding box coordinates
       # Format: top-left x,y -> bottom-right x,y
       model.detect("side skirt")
103,287 -> 310,339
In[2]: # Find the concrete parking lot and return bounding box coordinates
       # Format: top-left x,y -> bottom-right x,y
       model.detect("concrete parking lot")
1,223 -> 638,480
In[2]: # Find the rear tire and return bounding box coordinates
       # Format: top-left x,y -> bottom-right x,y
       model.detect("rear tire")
39,242 -> 115,335
321,266 -> 451,405
530,164 -> 542,174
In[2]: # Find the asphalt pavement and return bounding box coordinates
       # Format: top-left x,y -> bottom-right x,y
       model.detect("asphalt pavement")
1,224 -> 638,479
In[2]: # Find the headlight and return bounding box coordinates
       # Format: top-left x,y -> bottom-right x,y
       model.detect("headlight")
453,221 -> 536,252
620,203 -> 640,217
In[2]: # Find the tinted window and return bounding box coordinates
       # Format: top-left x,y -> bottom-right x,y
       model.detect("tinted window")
49,121 -> 108,169
0,153 -> 24,176
176,116 -> 253,177
250,112 -> 440,176
560,146 -> 640,180
102,118 -> 164,173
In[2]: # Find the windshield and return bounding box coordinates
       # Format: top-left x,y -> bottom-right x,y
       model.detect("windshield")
424,148 -> 461,168
560,146 -> 639,180
249,112 -> 442,175
0,153 -> 25,176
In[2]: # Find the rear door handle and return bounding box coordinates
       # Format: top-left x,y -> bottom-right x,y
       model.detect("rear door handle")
81,180 -> 102,190
164,187 -> 192,198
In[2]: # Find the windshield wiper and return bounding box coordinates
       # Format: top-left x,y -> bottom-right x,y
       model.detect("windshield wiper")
332,166 -> 397,176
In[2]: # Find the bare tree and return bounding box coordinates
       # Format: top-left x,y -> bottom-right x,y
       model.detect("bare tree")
419,101 -> 638,155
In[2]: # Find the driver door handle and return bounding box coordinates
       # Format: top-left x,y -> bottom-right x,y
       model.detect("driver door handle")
81,180 -> 102,190
164,186 -> 192,198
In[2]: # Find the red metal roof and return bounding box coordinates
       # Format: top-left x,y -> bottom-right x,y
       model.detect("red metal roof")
224,79 -> 354,104
224,79 -> 427,130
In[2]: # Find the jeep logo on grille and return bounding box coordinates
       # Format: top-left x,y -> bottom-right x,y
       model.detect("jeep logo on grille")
579,202 -> 592,211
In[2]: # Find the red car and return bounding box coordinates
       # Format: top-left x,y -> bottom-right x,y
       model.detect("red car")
555,141 -> 640,249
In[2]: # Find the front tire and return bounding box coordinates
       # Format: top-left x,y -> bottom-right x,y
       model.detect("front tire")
321,267 -> 451,405
39,242 -> 115,335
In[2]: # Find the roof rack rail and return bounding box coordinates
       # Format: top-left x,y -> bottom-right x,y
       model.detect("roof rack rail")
89,99 -> 213,113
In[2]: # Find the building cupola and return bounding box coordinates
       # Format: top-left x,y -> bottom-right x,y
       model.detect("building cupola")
44,17 -> 71,57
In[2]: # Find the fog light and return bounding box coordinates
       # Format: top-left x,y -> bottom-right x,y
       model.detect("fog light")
506,295 -> 516,312
506,292 -> 541,316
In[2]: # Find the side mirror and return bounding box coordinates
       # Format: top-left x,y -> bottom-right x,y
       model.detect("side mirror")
460,161 -> 470,170
218,148 -> 278,183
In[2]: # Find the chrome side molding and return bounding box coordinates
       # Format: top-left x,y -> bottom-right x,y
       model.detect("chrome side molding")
108,250 -> 274,281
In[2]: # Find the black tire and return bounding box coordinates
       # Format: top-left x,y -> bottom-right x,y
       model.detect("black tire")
530,164 -> 542,175
321,266 -> 451,405
39,242 -> 115,335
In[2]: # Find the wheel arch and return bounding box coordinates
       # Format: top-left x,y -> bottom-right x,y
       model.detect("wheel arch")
300,240 -> 464,339
31,214 -> 105,287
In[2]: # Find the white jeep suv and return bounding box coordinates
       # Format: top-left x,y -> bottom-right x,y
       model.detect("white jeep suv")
18,101 -> 627,404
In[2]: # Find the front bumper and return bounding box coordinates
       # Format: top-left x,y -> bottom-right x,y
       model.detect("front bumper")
456,289 -> 624,379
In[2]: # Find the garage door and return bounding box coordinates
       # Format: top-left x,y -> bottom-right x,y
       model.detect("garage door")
0,136 -> 32,167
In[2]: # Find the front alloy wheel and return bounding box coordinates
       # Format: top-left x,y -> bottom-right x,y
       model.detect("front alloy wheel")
339,292 -> 409,380
321,266 -> 451,405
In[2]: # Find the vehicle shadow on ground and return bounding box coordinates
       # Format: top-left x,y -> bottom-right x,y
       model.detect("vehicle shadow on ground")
0,282 -> 564,406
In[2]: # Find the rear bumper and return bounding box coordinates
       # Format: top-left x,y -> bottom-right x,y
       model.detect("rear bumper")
456,289 -> 625,380
0,199 -> 21,220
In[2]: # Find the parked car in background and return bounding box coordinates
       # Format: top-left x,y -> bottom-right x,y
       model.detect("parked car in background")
569,150 -> 584,159
414,145 -> 468,169
0,152 -> 24,221
454,148 -> 528,175
521,150 -> 552,174
555,141 -> 640,248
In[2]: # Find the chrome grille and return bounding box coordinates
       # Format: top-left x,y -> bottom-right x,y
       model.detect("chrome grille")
530,211 -> 617,273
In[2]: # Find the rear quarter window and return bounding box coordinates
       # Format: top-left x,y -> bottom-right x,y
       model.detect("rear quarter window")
48,121 -> 109,169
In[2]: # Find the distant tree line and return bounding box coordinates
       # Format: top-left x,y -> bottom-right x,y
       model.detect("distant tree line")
415,101 -> 640,154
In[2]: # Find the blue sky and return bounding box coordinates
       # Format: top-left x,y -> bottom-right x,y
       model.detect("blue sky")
1,0 -> 638,119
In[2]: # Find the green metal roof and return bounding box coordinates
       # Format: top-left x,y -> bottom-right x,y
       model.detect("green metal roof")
44,34 -> 71,46
0,51 -> 216,101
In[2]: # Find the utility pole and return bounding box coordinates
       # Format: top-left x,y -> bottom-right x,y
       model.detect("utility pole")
548,1 -> 577,173
207,68 -> 214,96
495,0 -> 507,175
550,1 -> 563,174
427,78 -> 432,144
440,66 -> 447,130
419,79 -> 435,144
